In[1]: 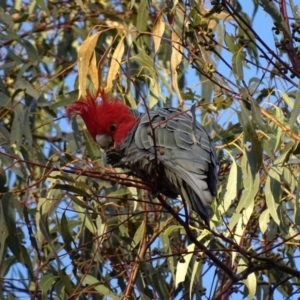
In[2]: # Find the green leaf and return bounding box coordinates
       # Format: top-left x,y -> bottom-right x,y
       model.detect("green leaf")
23,107 -> 33,151
35,0 -> 50,16
273,105 -> 284,152
131,221 -> 144,248
281,91 -> 294,109
96,214 -> 106,238
38,208 -> 52,245
40,274 -> 59,300
19,40 -> 40,65
136,0 -> 148,33
160,232 -> 170,253
50,172 -> 76,183
293,169 -> 300,227
282,167 -> 296,193
81,274 -> 121,299
10,104 -> 23,150
238,102 -> 263,174
267,268 -> 292,296
259,209 -> 270,234
273,141 -> 294,167
0,256 -> 16,277
68,194 -> 94,210
290,89 -> 300,129
0,7 -> 14,29
230,149 -> 259,230
20,245 -> 34,279
232,51 -> 245,81
5,292 -> 15,300
189,259 -> 202,299
0,193 -> 22,261
58,270 -> 75,296
0,152 -> 25,178
108,188 -> 132,198
0,61 -> 16,70
175,242 -> 195,288
265,167 -> 281,225
0,92 -> 10,106
224,34 -> 239,52
164,225 -> 184,237
224,34 -> 246,81
244,272 -> 257,300
83,129 -> 102,160
54,278 -> 67,299
238,257 -> 257,300
47,90 -> 78,110
238,149 -> 259,212
72,201 -> 96,234
60,212 -> 74,253
220,150 -> 237,214
15,79 -> 39,99
0,194 -> 9,262
151,268 -> 170,299
149,78 -> 160,108
53,183 -> 90,197
260,0 -> 290,35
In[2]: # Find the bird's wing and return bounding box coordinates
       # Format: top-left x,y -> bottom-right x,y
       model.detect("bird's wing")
133,108 -> 217,208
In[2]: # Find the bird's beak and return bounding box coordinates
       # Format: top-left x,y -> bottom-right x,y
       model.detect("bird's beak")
96,134 -> 113,150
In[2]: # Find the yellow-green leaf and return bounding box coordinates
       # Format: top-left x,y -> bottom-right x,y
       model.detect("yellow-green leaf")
105,36 -> 125,93
171,31 -> 183,105
152,14 -> 165,54
78,32 -> 101,97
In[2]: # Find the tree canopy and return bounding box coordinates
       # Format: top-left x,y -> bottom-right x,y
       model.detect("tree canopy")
1,0 -> 300,299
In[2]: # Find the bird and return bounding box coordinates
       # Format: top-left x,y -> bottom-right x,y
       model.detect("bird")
66,90 -> 218,226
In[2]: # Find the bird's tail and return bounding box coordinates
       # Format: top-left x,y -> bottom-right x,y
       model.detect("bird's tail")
182,182 -> 213,227
164,162 -> 214,226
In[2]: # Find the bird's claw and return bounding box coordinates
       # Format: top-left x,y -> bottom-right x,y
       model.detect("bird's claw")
106,148 -> 123,167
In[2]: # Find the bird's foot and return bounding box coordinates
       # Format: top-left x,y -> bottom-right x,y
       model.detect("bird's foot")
105,148 -> 123,167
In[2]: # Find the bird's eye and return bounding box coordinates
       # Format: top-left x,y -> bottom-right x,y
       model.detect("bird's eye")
110,124 -> 117,131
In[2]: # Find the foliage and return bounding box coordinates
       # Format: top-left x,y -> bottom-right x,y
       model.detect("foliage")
1,0 -> 300,299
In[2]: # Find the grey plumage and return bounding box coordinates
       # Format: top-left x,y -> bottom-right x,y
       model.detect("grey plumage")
118,107 -> 218,226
